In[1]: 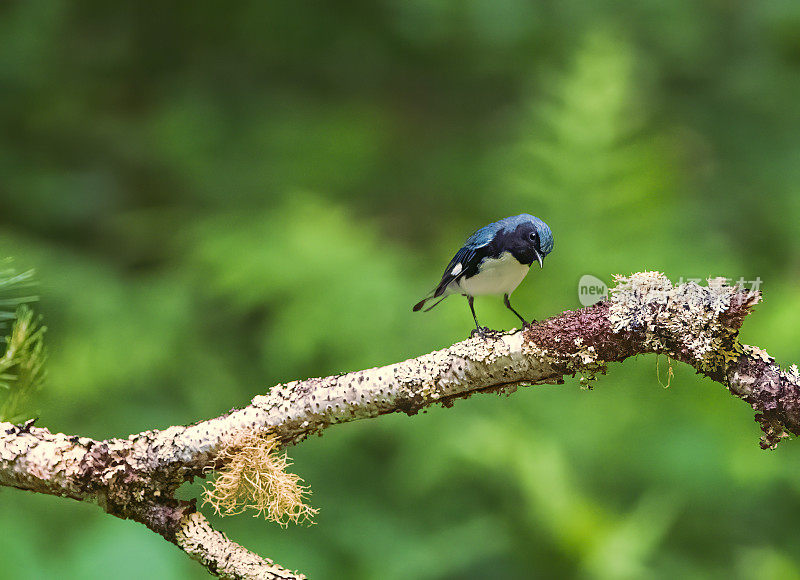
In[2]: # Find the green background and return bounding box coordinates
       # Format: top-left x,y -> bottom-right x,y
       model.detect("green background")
2,1 -> 800,578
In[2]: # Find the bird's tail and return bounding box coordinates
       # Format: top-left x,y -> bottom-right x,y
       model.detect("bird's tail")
412,294 -> 447,312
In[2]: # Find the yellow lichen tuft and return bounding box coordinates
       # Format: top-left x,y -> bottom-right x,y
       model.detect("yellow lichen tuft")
202,429 -> 317,527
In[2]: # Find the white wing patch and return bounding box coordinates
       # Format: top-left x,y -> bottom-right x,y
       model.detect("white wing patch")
451,263 -> 463,276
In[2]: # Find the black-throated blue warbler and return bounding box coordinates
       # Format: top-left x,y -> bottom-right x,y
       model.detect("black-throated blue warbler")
413,214 -> 554,335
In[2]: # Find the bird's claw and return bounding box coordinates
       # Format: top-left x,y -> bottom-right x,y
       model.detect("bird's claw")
471,326 -> 500,339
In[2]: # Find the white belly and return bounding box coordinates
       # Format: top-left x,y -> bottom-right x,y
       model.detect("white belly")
452,252 -> 530,296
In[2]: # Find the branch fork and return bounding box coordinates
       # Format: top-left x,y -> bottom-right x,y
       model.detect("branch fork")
1,272 -> 798,578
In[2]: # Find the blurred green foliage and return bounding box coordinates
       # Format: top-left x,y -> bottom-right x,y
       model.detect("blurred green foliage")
1,1 -> 800,578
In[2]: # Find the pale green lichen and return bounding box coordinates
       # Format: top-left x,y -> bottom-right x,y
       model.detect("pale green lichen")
741,344 -> 775,364
608,271 -> 749,375
521,328 -> 606,387
570,344 -> 607,388
449,332 -> 515,364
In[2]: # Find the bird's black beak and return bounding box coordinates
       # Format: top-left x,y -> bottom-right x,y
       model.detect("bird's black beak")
534,250 -> 543,268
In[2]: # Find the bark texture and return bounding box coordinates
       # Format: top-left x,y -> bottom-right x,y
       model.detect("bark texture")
1,272 -> 797,578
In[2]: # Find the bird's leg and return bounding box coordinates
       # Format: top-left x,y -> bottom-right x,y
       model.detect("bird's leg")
467,295 -> 490,338
504,293 -> 534,327
468,295 -> 482,335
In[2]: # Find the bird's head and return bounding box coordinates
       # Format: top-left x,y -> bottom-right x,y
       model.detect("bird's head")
499,214 -> 554,268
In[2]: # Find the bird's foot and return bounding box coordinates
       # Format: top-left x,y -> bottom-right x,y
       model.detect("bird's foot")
521,318 -> 538,329
471,326 -> 501,339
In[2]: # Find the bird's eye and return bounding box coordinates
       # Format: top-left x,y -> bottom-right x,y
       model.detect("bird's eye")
529,232 -> 537,242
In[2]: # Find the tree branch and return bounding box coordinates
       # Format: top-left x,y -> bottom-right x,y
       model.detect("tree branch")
1,272 -> 797,577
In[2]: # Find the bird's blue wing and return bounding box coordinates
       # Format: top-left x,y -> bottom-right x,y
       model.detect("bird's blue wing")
412,221 -> 500,312
432,236 -> 492,297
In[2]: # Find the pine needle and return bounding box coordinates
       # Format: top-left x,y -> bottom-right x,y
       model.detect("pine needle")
0,305 -> 47,422
0,260 -> 36,337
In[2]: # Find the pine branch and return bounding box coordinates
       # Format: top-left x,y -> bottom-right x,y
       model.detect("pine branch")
0,272 -> 797,578
0,261 -> 44,423
0,261 -> 37,334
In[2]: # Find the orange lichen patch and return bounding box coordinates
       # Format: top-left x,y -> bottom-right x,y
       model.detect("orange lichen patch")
202,429 -> 317,527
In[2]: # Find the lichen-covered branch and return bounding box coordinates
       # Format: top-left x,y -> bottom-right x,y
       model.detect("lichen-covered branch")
1,272 -> 798,578
177,512 -> 304,579
0,421 -> 304,580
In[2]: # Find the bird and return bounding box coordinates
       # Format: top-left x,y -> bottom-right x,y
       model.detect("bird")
413,214 -> 554,335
